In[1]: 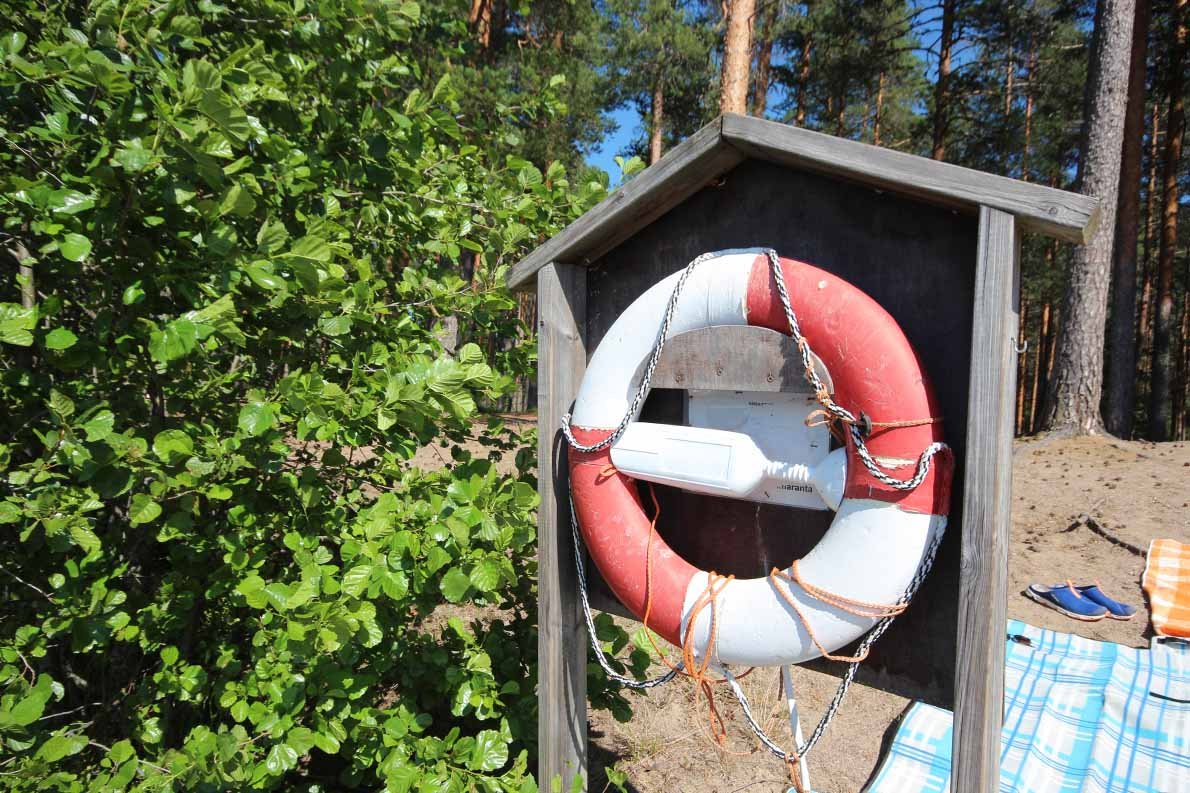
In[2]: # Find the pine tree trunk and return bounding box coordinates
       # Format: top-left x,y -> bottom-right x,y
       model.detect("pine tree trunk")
649,75 -> 665,164
1137,100 -> 1161,405
1021,40 -> 1035,178
931,0 -> 957,160
873,71 -> 885,145
1040,302 -> 1061,428
1029,301 -> 1052,433
1017,297 -> 1030,434
469,0 -> 492,50
1043,0 -> 1136,435
1175,273 -> 1189,438
1104,0 -> 1151,437
750,0 -> 775,116
1005,41 -> 1015,117
796,34 -> 812,126
1148,0 -> 1186,440
720,0 -> 756,114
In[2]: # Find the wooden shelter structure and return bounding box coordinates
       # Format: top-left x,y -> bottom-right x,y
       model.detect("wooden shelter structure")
508,113 -> 1099,792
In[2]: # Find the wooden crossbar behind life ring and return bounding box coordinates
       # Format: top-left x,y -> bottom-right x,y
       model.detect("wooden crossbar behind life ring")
568,250 -> 954,667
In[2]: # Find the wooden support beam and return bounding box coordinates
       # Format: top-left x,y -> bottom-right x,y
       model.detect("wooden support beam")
536,263 -> 589,791
954,207 -> 1019,792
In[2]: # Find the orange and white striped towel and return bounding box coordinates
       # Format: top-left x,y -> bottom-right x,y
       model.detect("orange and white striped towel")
1143,538 -> 1190,639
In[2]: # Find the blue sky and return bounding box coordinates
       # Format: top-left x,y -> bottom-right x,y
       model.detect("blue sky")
584,105 -> 640,187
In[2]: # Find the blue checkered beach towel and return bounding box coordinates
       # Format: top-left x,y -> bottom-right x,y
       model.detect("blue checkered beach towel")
866,620 -> 1189,793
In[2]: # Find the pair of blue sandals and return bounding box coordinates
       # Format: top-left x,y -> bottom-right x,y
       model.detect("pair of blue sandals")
1026,581 -> 1137,621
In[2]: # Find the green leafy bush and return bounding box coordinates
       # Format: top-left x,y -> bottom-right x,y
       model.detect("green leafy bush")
0,2 -> 617,789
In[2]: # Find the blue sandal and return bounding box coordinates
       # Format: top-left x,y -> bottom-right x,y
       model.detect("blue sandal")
1025,582 -> 1107,621
1075,583 -> 1136,620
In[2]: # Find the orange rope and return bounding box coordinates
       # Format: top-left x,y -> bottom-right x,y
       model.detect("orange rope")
633,482 -> 755,748
768,562 -> 907,664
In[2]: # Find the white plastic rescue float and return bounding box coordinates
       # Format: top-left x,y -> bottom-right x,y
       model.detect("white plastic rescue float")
567,249 -> 953,668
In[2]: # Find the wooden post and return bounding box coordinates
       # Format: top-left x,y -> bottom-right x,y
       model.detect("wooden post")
954,207 -> 1019,791
537,263 -> 589,791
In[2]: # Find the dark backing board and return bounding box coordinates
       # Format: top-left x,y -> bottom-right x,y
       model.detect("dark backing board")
581,158 -> 977,704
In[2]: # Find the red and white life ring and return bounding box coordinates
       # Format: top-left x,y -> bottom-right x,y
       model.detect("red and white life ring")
568,250 -> 953,667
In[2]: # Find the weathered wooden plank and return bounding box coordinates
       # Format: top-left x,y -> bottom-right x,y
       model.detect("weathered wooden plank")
722,114 -> 1097,244
536,263 -> 589,791
508,119 -> 746,290
645,325 -> 832,393
953,207 -> 1018,793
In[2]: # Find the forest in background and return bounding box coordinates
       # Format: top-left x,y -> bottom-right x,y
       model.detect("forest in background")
465,0 -> 1188,440
0,1 -> 1186,790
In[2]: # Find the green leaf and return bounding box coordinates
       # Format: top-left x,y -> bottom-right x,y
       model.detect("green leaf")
256,219 -> 289,253
112,139 -> 154,172
122,282 -> 145,305
469,559 -> 501,592
149,318 -> 199,363
49,189 -> 96,215
43,327 -> 78,350
199,92 -> 250,145
129,494 -> 162,525
318,315 -> 352,337
59,233 -> 91,262
182,58 -> 221,93
469,729 -> 508,772
37,733 -> 87,763
285,726 -> 316,754
341,564 -> 372,598
264,743 -> 299,774
425,545 -> 451,574
244,262 -> 285,291
152,429 -> 194,463
48,389 -> 74,419
9,676 -> 53,726
69,524 -> 101,553
82,410 -> 115,441
288,235 -> 331,262
219,182 -> 256,217
238,402 -> 277,437
440,567 -> 471,603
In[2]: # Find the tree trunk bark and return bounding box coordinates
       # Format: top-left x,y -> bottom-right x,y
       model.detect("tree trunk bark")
1148,0 -> 1186,440
469,0 -> 492,50
649,74 -> 665,164
750,0 -> 775,116
873,71 -> 886,145
1017,297 -> 1030,434
1104,0 -> 1151,438
720,0 -> 756,115
1174,267 -> 1189,438
1044,0 -> 1136,435
796,34 -> 812,126
1021,39 -> 1036,178
931,0 -> 957,160
1029,301 -> 1052,434
1137,99 -> 1161,405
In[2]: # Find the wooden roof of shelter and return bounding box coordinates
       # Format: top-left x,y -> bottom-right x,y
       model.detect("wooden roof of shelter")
507,113 -> 1099,291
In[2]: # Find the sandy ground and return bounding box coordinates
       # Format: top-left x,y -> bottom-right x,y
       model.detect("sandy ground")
584,435 -> 1190,793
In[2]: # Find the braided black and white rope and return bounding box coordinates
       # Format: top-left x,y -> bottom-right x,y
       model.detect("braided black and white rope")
569,496 -> 682,689
560,250 -> 722,453
719,523 -> 944,767
760,250 -> 947,492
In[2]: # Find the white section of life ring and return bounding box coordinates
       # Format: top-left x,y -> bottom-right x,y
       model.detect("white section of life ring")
569,250 -> 758,428
680,502 -> 945,666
